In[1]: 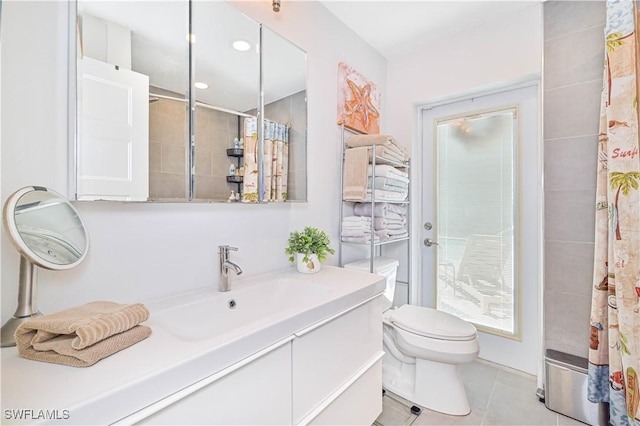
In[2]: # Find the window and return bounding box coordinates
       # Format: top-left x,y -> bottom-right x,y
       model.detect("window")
435,107 -> 517,336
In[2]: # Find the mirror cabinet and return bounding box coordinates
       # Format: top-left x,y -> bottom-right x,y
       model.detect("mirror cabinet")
73,1 -> 307,203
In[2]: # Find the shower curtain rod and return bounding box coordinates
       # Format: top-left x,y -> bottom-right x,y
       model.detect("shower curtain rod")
149,92 -> 254,118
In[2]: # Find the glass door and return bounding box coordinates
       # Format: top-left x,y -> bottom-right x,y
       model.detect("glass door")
420,84 -> 541,374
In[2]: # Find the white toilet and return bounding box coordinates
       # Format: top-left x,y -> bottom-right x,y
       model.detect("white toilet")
344,257 -> 479,416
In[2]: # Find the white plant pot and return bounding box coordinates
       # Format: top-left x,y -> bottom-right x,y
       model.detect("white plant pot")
296,253 -> 321,274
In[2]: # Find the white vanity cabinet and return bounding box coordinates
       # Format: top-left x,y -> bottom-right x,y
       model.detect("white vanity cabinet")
1,267 -> 386,426
133,340 -> 293,425
128,295 -> 384,426
292,294 -> 384,425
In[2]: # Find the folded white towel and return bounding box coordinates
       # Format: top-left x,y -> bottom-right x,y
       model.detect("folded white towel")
383,212 -> 405,221
374,217 -> 406,230
388,204 -> 408,215
366,189 -> 408,202
376,229 -> 409,239
341,235 -> 380,244
375,223 -> 405,231
352,202 -> 407,217
342,223 -> 372,231
354,202 -> 388,217
368,176 -> 409,191
343,215 -> 372,223
368,165 -> 409,182
342,228 -> 372,237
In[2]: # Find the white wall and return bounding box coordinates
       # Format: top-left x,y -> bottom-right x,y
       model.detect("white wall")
0,1 -> 387,321
387,4 -> 542,148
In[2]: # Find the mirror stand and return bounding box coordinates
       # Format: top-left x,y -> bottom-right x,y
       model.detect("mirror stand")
1,256 -> 42,347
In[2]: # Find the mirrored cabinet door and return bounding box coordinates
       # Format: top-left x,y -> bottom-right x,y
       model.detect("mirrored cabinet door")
75,0 -> 190,202
191,1 -> 260,202
262,26 -> 307,203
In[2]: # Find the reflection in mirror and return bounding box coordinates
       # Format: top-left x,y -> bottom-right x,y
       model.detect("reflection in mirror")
1,186 -> 89,347
191,1 -> 260,202
75,1 -> 189,201
73,1 -> 308,203
261,26 -> 307,202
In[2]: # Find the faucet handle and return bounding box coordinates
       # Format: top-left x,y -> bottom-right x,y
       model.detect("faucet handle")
219,245 -> 239,253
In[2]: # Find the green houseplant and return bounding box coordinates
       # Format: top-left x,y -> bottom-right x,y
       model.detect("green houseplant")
285,227 -> 335,273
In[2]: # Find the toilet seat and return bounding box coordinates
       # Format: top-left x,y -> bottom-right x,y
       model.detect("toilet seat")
389,305 -> 477,341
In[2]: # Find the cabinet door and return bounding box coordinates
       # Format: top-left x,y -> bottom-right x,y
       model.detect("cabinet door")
137,342 -> 291,425
292,296 -> 383,424
309,359 -> 382,426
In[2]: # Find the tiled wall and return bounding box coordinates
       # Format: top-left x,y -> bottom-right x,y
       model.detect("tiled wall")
193,106 -> 243,201
543,1 -> 605,358
148,89 -> 188,201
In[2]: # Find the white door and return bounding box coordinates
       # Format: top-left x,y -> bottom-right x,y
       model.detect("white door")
77,57 -> 149,201
420,84 -> 541,374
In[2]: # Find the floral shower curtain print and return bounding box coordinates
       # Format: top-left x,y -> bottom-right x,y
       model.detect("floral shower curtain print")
588,2 -> 640,425
263,119 -> 289,202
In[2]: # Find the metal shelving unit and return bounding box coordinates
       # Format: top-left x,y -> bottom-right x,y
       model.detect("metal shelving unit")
338,125 -> 411,281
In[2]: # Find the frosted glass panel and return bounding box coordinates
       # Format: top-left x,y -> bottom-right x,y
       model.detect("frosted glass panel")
436,108 -> 516,335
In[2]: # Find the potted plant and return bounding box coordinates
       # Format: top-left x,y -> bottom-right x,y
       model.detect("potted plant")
285,226 -> 335,273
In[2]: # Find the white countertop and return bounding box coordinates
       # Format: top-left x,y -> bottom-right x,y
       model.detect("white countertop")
1,266 -> 384,425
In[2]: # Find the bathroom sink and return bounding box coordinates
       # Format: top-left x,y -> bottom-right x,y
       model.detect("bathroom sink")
152,277 -> 329,341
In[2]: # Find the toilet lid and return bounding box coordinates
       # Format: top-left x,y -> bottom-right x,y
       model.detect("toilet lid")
390,305 -> 477,341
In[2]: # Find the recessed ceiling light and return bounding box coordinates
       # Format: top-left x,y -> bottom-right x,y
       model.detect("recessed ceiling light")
195,82 -> 209,90
232,40 -> 251,52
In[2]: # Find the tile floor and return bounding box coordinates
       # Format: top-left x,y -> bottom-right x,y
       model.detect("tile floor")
374,359 -> 584,426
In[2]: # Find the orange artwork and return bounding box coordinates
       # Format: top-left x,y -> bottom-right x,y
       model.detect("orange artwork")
337,62 -> 380,134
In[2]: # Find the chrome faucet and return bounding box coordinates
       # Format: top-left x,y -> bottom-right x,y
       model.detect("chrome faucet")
219,245 -> 243,292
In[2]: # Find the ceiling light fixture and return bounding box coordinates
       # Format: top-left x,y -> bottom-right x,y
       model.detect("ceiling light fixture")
232,40 -> 251,51
272,0 -> 281,12
195,82 -> 209,90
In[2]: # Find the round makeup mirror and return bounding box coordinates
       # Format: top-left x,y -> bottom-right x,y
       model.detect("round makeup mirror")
1,186 -> 89,347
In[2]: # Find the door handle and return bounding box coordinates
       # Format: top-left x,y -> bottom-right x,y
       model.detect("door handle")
424,238 -> 438,247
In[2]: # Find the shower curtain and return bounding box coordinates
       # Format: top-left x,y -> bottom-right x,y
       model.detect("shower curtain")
588,2 -> 640,425
241,117 -> 289,202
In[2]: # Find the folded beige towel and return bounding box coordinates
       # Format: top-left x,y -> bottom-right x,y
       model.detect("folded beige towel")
346,134 -> 409,158
368,145 -> 406,164
343,147 -> 369,201
15,301 -> 151,367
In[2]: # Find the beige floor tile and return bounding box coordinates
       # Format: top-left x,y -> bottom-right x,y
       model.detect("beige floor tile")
375,361 -> 566,426
375,394 -> 419,426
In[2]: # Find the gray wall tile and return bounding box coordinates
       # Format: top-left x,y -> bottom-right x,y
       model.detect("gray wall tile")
544,1 -> 606,41
544,24 -> 605,90
544,189 -> 596,243
544,81 -> 602,140
544,241 -> 595,296
544,291 -> 591,358
544,135 -> 598,191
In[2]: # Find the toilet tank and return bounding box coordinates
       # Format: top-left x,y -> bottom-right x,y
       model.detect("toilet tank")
344,257 -> 399,309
